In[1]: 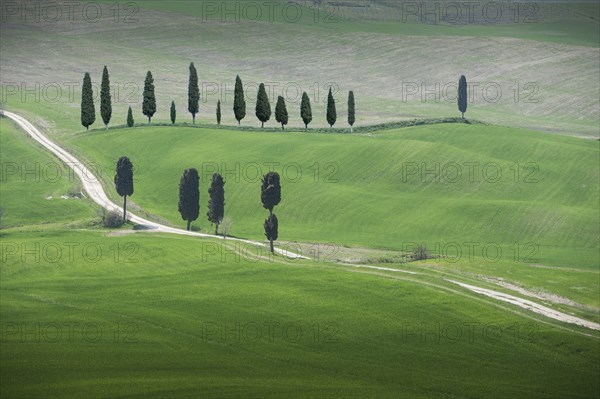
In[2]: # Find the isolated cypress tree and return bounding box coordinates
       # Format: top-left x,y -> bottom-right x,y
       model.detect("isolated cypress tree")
458,75 -> 468,119
126,106 -> 134,127
264,214 -> 278,254
255,83 -> 271,128
207,173 -> 225,235
261,172 -> 281,254
114,156 -> 134,223
170,101 -> 176,124
80,72 -> 95,130
178,168 -> 200,231
216,100 -> 222,125
348,91 -> 355,132
326,87 -> 337,128
300,92 -> 312,131
188,62 -> 199,124
100,66 -> 112,129
275,96 -> 288,130
142,71 -> 156,124
233,75 -> 246,126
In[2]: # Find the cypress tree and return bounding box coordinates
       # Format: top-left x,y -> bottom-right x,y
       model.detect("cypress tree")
188,62 -> 199,124
326,87 -> 337,128
100,66 -> 112,129
142,71 -> 156,125
458,75 -> 468,119
170,101 -> 176,124
216,100 -> 222,125
233,75 -> 246,126
207,173 -> 225,235
261,172 -> 281,254
348,91 -> 355,132
255,83 -> 271,128
275,96 -> 288,130
114,156 -> 134,223
126,106 -> 134,127
300,92 -> 312,131
178,168 -> 200,231
264,214 -> 278,254
80,72 -> 95,130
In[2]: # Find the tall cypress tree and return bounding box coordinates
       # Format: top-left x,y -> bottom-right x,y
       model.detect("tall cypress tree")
300,92 -> 312,131
126,106 -> 134,127
100,66 -> 112,129
458,75 -> 468,119
178,168 -> 200,231
264,214 -> 278,254
80,72 -> 95,130
347,91 -> 355,132
114,156 -> 134,223
326,87 -> 337,129
216,100 -> 222,125
255,83 -> 271,128
261,172 -> 281,254
142,71 -> 156,125
275,96 -> 288,130
170,101 -> 176,124
188,62 -> 200,124
207,173 -> 225,235
233,75 -> 246,126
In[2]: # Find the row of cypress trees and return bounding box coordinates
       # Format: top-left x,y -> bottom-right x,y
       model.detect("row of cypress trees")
178,167 -> 282,254
81,65 -> 356,131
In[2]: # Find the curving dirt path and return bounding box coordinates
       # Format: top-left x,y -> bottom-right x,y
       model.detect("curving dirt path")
4,110 -> 599,332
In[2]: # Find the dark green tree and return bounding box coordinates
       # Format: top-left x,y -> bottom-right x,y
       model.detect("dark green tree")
300,92 -> 312,131
275,96 -> 288,130
170,101 -> 176,124
264,214 -> 278,254
261,172 -> 281,254
142,71 -> 156,124
80,72 -> 95,130
207,173 -> 225,235
100,66 -> 112,129
458,75 -> 467,119
216,100 -> 221,125
178,168 -> 200,231
233,75 -> 246,126
255,83 -> 271,128
126,106 -> 134,127
188,62 -> 200,124
114,156 -> 134,223
326,87 -> 337,128
347,90 -> 355,132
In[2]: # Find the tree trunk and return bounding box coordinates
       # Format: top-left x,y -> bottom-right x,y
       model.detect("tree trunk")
282,123 -> 285,131
270,239 -> 274,254
123,196 -> 127,223
262,121 -> 264,128
86,126 -> 89,131
461,112 -> 464,119
350,126 -> 353,133
305,124 -> 307,131
193,115 -> 195,125
148,117 -> 151,125
187,220 -> 191,231
215,223 -> 219,235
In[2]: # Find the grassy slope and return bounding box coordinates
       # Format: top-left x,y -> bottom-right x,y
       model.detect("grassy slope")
68,123 -> 599,265
1,231 -> 599,399
0,118 -> 96,227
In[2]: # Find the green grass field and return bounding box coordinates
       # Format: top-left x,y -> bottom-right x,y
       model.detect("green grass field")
1,1 -> 599,397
